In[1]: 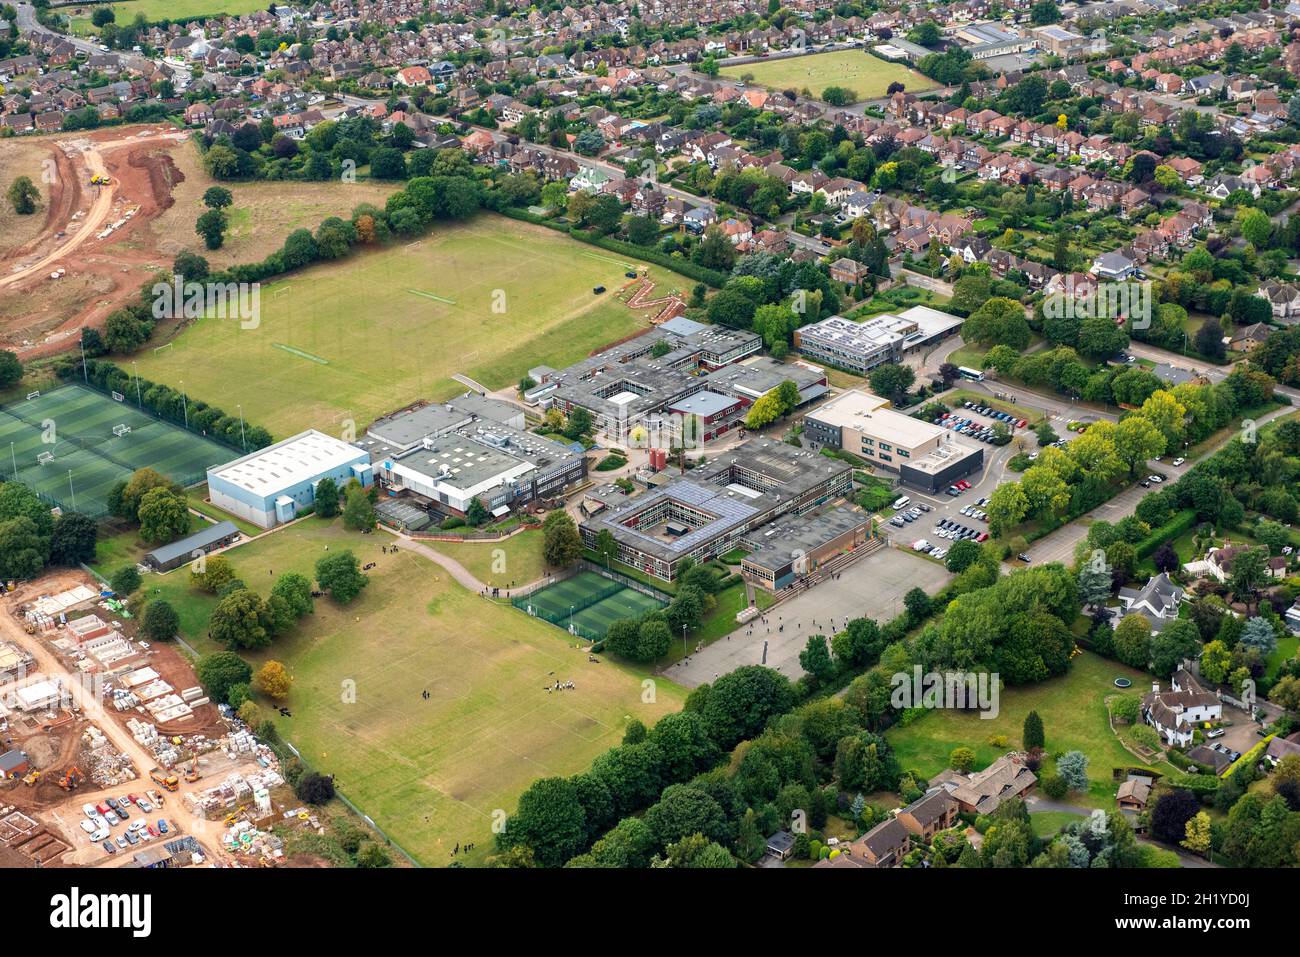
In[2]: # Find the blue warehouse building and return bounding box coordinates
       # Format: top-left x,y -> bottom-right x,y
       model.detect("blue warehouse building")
206,429 -> 373,529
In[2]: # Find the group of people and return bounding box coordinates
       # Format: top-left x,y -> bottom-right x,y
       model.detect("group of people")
545,680 -> 575,693
452,842 -> 476,856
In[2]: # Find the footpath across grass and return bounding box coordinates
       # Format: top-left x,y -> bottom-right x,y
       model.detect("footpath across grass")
148,516 -> 686,866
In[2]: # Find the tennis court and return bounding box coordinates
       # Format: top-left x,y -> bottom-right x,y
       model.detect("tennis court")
514,570 -> 667,639
0,384 -> 237,517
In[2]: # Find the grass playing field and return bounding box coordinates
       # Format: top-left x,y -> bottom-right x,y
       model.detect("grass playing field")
426,529 -> 548,589
149,518 -> 685,866
515,571 -> 668,640
887,652 -> 1158,809
0,384 -> 236,516
721,50 -> 937,102
68,0 -> 268,31
131,215 -> 682,438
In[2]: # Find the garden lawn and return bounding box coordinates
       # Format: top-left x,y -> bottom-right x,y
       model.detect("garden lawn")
720,50 -> 936,101
887,652 -> 1157,809
132,215 -> 679,437
149,516 -> 685,866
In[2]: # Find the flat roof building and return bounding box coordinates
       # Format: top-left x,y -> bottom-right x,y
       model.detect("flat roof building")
540,319 -> 761,439
803,390 -> 984,492
793,306 -> 963,375
579,437 -> 853,580
741,508 -> 875,591
364,416 -> 586,519
207,430 -> 373,529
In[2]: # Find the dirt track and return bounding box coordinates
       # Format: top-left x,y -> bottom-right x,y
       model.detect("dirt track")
0,125 -> 190,357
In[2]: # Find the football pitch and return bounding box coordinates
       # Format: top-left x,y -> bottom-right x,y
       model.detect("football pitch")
515,571 -> 668,640
0,384 -> 236,516
131,216 -> 682,437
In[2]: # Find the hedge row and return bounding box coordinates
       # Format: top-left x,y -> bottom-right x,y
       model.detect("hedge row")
497,206 -> 729,287
1135,509 -> 1198,559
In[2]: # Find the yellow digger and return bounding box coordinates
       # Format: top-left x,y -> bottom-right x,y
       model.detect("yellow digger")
89,174 -> 110,186
21,770 -> 40,786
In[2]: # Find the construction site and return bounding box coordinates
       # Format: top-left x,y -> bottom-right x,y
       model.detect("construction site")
0,565 -> 365,868
0,125 -> 192,360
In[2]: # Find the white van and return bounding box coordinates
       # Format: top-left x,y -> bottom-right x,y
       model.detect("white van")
892,496 -> 911,511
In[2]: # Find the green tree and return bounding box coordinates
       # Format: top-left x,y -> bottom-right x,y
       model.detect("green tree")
316,550 -> 368,603
110,564 -> 141,596
1023,710 -> 1045,751
195,651 -> 253,703
342,483 -> 376,531
195,208 -> 229,250
210,588 -> 272,649
136,487 -> 190,544
314,476 -> 340,518
542,510 -> 582,568
139,599 -> 179,642
7,175 -> 40,215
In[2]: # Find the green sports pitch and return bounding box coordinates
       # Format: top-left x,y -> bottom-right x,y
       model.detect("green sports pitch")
129,216 -> 678,437
0,384 -> 237,517
514,571 -> 667,640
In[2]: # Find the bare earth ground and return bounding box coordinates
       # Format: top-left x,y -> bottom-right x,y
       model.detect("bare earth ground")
0,127 -> 397,359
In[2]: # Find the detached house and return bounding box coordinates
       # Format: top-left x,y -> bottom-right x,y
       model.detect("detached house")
1114,572 -> 1184,633
1142,671 -> 1222,748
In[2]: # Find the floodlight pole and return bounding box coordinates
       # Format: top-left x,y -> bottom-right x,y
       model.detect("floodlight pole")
68,470 -> 76,511
10,442 -> 15,480
79,336 -> 88,383
238,404 -> 246,451
179,381 -> 189,429
133,361 -> 142,407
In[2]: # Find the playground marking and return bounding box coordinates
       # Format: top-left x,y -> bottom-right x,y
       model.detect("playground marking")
273,343 -> 330,364
407,289 -> 457,305
581,252 -> 639,269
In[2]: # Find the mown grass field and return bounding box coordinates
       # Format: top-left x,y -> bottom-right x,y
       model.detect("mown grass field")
887,652 -> 1157,809
721,50 -> 936,101
132,215 -> 678,437
68,0 -> 268,30
425,529 -> 548,589
148,517 -> 685,866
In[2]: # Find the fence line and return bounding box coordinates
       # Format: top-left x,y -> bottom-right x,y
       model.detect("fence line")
579,559 -> 674,604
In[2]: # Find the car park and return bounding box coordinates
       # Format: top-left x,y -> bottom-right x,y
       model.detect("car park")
889,516 -> 905,528
79,819 -> 98,835
115,835 -> 128,849
138,800 -> 153,814
128,819 -> 147,832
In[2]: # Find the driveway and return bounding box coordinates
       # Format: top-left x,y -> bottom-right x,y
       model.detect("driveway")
659,546 -> 950,687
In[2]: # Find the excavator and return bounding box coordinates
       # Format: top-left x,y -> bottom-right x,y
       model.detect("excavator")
57,766 -> 83,791
21,770 -> 40,787
183,756 -> 200,783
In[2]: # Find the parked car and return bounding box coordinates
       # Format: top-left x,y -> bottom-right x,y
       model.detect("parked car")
158,819 -> 169,834
103,839 -> 117,855
124,830 -> 139,846
1172,457 -> 1185,467
1206,728 -> 1225,740
115,835 -> 128,849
